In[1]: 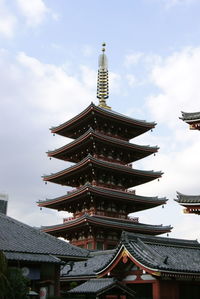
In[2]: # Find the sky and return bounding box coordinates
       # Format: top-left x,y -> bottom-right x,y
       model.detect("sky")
0,0 -> 200,241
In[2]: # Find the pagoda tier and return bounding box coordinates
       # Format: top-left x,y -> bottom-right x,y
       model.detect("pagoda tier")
38,184 -> 167,215
180,111 -> 200,130
43,155 -> 162,190
175,192 -> 200,215
50,103 -> 156,140
47,128 -> 158,164
42,214 -> 172,249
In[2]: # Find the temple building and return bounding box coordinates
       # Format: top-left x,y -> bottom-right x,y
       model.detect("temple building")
63,231 -> 200,299
176,111 -> 200,214
39,44 -> 171,250
35,45 -> 200,299
180,111 -> 200,130
175,192 -> 200,215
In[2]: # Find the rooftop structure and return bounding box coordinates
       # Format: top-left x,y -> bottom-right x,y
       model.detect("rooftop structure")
63,231 -> 200,298
180,111 -> 200,130
67,277 -> 135,298
39,44 -> 171,250
177,111 -> 200,214
0,193 -> 8,214
0,212 -> 88,297
175,192 -> 200,215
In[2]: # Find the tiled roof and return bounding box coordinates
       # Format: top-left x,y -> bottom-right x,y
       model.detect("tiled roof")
67,277 -> 135,297
38,184 -> 167,210
51,103 -> 155,136
48,128 -> 158,161
180,111 -> 200,122
61,250 -> 115,279
42,214 -> 172,235
4,251 -> 61,264
175,191 -> 200,204
43,154 -> 162,187
0,213 -> 88,259
68,278 -> 116,293
113,232 -> 200,275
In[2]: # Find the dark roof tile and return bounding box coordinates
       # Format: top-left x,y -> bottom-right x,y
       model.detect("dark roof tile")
0,213 -> 88,258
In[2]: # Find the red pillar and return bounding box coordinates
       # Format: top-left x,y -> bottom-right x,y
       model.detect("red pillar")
152,280 -> 160,299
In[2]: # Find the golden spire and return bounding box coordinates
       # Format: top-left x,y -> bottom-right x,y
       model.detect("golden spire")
97,43 -> 111,109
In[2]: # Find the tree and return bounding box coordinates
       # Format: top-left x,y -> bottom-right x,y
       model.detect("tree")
0,251 -> 29,299
0,251 -> 10,299
6,267 -> 29,299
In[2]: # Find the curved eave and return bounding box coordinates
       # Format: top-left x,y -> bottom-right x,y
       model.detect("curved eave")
180,111 -> 200,122
42,155 -> 163,187
51,103 -> 156,137
42,215 -> 172,236
47,128 -> 158,162
96,244 -> 200,278
175,191 -> 200,204
38,185 -> 167,211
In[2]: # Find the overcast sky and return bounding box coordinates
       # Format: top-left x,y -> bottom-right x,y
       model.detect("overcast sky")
0,0 -> 200,241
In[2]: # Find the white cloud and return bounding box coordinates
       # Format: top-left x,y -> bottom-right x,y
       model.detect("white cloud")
126,74 -> 138,87
80,65 -> 96,90
148,47 -> 200,128
0,50 -> 97,226
131,46 -> 200,240
16,52 -> 93,122
124,52 -> 144,67
109,72 -> 121,94
82,45 -> 94,57
0,0 -> 17,38
16,0 -> 49,26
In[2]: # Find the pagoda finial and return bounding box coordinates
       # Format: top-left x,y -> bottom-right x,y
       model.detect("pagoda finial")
97,43 -> 111,109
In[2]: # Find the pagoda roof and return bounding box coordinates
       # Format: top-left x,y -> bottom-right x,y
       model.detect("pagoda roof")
38,184 -> 167,212
47,128 -> 158,163
42,214 -> 172,236
97,231 -> 200,277
43,155 -> 162,188
180,111 -> 200,123
50,103 -> 156,138
175,191 -> 200,205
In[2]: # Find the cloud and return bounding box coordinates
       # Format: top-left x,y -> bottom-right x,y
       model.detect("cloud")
0,50 -> 97,226
126,74 -> 138,87
82,45 -> 94,57
16,0 -> 49,26
0,0 -> 56,37
0,0 -> 17,38
124,52 -> 144,68
148,47 -> 200,128
131,46 -> 200,239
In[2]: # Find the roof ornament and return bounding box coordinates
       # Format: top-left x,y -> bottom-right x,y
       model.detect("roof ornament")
97,43 -> 111,109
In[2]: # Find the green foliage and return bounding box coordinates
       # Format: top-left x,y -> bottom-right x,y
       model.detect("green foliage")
0,251 -> 29,299
6,267 -> 29,299
0,251 -> 10,299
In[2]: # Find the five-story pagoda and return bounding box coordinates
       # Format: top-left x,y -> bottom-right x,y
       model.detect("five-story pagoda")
39,44 -> 171,250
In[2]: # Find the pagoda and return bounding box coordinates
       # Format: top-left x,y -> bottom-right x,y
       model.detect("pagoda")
39,44 -> 171,250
